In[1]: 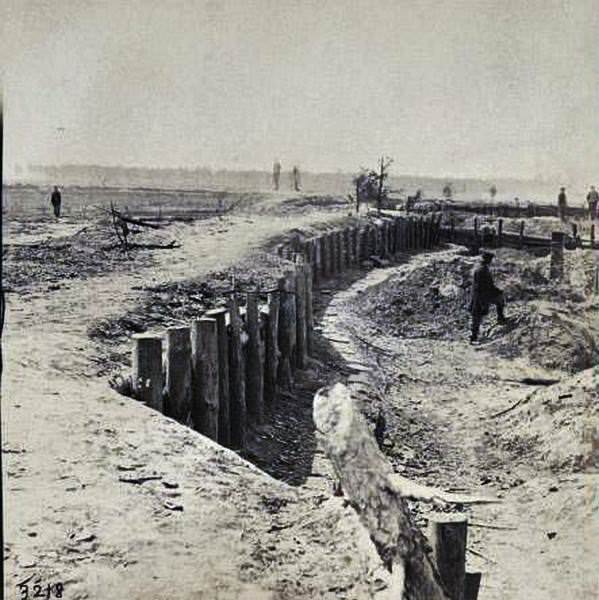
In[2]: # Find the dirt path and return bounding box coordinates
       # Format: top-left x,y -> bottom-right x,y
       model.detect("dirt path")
3,205 -> 395,599
320,249 -> 598,600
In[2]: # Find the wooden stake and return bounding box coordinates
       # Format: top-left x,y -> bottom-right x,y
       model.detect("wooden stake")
277,274 -> 296,389
428,514 -> 468,600
263,290 -> 279,406
497,218 -> 503,247
205,308 -> 230,446
227,294 -> 246,448
519,220 -> 525,249
550,231 -> 565,280
304,263 -> 314,356
245,292 -> 264,423
165,326 -> 192,422
132,334 -> 164,412
294,264 -> 308,369
191,317 -> 219,440
464,572 -> 481,600
591,224 -> 595,249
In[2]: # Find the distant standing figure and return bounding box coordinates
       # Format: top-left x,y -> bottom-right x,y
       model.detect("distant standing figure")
273,160 -> 281,191
50,185 -> 62,218
586,185 -> 599,219
292,165 -> 301,192
469,251 -> 506,343
557,187 -> 567,221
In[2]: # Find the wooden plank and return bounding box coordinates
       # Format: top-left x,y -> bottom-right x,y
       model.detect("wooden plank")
263,291 -> 280,405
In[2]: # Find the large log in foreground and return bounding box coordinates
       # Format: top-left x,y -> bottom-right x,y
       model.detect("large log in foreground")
313,383 -> 449,600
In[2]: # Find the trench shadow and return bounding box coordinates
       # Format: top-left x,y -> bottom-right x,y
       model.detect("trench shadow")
240,249 -> 428,486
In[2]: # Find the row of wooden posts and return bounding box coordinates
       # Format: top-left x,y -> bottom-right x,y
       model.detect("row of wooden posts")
130,213 -> 443,449
444,214 -> 596,250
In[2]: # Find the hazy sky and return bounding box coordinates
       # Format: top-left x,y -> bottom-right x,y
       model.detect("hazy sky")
1,0 -> 597,182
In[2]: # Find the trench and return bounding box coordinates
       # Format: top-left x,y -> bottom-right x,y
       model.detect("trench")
314,243 -> 597,600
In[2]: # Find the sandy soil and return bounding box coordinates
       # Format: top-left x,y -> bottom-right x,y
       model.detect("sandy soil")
4,196 -> 597,599
318,246 -> 598,599
3,197 -> 394,600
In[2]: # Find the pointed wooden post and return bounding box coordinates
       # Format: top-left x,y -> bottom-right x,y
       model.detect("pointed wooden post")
165,326 -> 192,422
227,293 -> 246,448
132,334 -> 164,412
245,291 -> 264,423
205,308 -> 230,447
191,317 -> 219,441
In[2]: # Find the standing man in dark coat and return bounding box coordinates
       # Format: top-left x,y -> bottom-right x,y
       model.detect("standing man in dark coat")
50,185 -> 62,218
557,187 -> 567,221
469,251 -> 506,342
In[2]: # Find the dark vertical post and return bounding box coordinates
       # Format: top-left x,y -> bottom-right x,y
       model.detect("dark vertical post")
473,217 -> 479,246
294,263 -> 308,369
591,224 -> 596,249
304,263 -> 314,356
191,317 -> 219,440
205,308 -> 230,446
497,218 -> 503,247
264,290 -> 280,406
132,334 -> 164,412
519,220 -> 525,249
245,292 -> 264,423
165,326 -> 192,422
428,515 -> 468,600
464,573 -> 482,600
227,293 -> 246,448
335,230 -> 344,272
550,231 -> 565,280
277,274 -> 296,389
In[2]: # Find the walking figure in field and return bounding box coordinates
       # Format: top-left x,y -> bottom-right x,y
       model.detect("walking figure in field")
469,251 -> 506,343
50,185 -> 62,219
586,185 -> 598,219
273,160 -> 281,191
557,187 -> 567,221
292,165 -> 301,192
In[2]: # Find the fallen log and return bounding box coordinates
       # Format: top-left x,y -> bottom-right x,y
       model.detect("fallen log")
314,383 -> 450,600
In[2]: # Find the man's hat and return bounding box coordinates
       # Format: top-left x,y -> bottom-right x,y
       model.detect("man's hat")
481,251 -> 494,262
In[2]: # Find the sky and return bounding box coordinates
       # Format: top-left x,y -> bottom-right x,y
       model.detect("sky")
1,0 -> 597,182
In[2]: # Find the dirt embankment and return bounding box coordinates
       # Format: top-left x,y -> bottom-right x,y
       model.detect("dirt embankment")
320,239 -> 598,599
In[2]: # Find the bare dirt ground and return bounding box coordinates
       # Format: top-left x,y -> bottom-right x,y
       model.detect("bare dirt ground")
3,191 -> 598,599
3,193 -> 399,600
319,244 -> 598,599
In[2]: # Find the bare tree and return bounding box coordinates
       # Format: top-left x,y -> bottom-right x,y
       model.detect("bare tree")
353,156 -> 394,214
